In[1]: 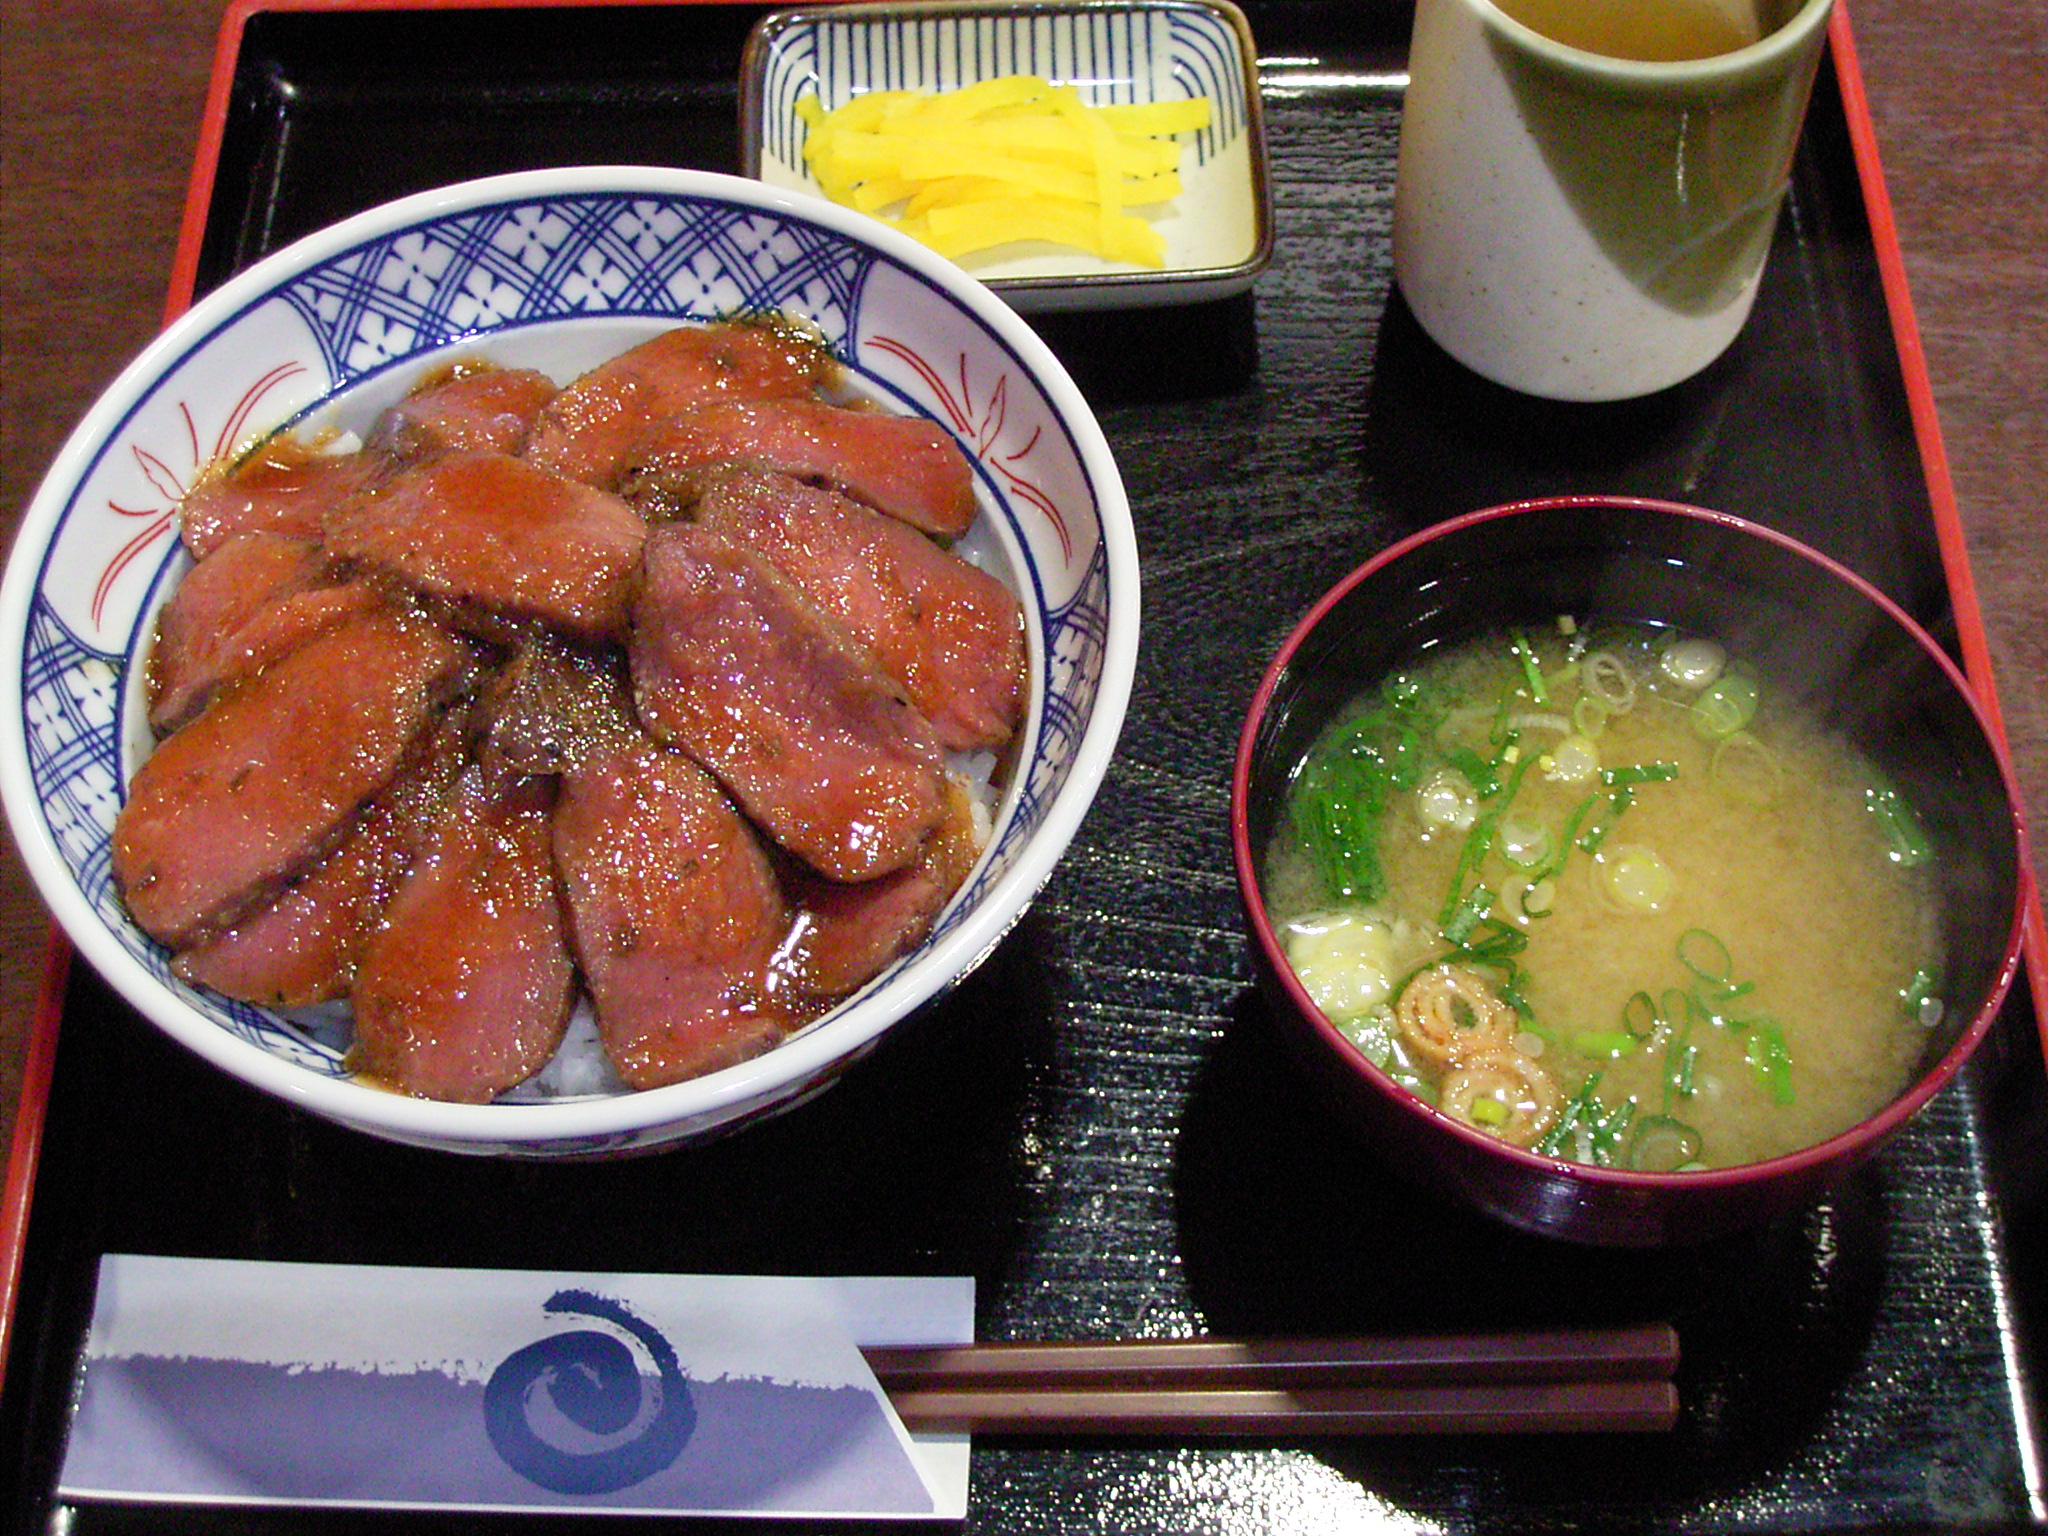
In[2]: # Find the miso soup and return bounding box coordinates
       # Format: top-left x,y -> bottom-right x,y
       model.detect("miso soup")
1263,618 -> 1944,1171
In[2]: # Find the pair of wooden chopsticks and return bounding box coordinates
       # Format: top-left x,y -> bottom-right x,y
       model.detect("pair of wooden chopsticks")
863,1322 -> 1680,1437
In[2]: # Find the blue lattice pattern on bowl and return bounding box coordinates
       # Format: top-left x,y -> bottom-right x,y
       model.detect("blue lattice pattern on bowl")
2,168 -> 1137,1154
276,195 -> 871,377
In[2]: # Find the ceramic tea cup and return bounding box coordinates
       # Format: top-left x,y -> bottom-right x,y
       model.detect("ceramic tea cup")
1391,0 -> 1836,401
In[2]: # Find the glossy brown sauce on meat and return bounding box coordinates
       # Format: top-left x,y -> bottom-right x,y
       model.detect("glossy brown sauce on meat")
113,322 -> 1026,1102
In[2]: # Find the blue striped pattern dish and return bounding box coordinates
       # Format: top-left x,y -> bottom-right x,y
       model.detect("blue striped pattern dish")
742,0 -> 1272,310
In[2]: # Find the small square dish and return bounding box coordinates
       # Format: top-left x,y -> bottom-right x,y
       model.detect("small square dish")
741,0 -> 1274,312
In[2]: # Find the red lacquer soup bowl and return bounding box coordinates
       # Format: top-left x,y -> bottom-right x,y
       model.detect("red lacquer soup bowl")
1231,496 -> 2031,1246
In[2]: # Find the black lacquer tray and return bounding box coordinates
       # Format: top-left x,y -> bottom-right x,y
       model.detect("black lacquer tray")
5,2 -> 2044,1530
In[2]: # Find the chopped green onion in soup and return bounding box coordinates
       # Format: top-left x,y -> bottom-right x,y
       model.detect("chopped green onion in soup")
1690,672 -> 1759,739
1660,637 -> 1727,689
1542,734 -> 1602,784
1416,767 -> 1479,830
1261,618 -> 1945,1171
1595,842 -> 1675,913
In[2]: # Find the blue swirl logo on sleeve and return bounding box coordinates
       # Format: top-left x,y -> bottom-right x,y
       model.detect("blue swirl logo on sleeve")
484,1288 -> 696,1494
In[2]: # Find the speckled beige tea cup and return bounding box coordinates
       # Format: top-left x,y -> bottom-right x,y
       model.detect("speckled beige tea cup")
1391,0 -> 1835,401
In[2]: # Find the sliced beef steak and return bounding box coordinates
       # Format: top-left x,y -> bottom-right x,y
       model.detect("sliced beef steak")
326,449 -> 646,642
474,634 -> 628,781
780,777 -> 984,1002
622,397 -> 978,539
145,531 -> 382,736
350,765 -> 575,1103
684,469 -> 1025,751
177,445 -> 387,560
366,362 -> 558,462
628,521 -> 951,882
171,718 -> 467,1007
522,322 -> 830,488
111,606 -> 478,948
553,711 -> 794,1089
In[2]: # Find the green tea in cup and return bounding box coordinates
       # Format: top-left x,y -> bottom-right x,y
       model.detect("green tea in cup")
1392,0 -> 1835,400
1489,0 -> 1765,61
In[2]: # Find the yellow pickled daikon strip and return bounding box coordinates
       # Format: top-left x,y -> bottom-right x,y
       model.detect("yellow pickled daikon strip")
848,176 -> 925,214
791,74 -> 1211,268
915,73 -> 1054,117
1047,86 -> 1123,255
906,196 -> 1167,267
1092,98 -> 1214,135
795,91 -> 915,133
904,176 -> 1014,219
900,108 -> 1184,167
806,117 -> 1179,185
819,135 -> 1101,203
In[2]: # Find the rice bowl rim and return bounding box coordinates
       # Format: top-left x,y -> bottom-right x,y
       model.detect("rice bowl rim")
0,165 -> 1139,1149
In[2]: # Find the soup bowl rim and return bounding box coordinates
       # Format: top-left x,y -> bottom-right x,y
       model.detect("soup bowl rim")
1230,491 -> 2034,1197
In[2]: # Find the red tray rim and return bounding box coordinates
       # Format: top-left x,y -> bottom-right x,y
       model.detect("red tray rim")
5,0 -> 2042,1393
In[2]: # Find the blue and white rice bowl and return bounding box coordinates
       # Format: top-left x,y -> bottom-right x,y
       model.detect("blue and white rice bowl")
0,167 -> 1138,1157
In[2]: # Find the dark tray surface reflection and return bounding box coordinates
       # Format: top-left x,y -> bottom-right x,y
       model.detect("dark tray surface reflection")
6,4 -> 2043,1532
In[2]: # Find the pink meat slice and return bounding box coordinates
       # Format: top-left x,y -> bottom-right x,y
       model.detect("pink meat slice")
111,605 -> 478,948
366,362 -> 559,463
780,777 -> 984,1003
178,447 -> 388,561
623,397 -> 978,539
170,718 -> 467,1007
350,765 -> 575,1103
554,712 -> 796,1090
628,521 -> 951,883
521,322 -> 830,489
686,469 -> 1026,751
474,635 -> 626,781
325,449 -> 646,642
145,531 -> 383,736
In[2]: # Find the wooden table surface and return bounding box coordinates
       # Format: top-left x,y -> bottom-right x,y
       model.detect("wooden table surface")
1,0 -> 2042,1170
